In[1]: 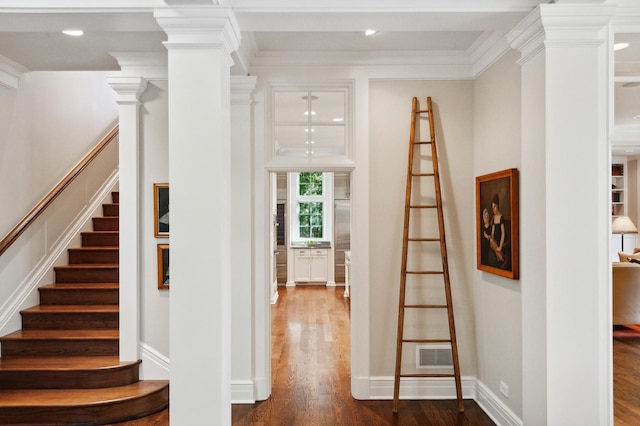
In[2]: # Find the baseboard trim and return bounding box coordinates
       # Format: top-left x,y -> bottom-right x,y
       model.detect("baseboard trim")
475,380 -> 523,426
139,342 -> 170,380
253,376 -> 270,401
232,380 -> 256,404
368,375 -> 477,400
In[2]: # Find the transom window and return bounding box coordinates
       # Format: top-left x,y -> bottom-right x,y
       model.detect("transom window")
273,89 -> 348,159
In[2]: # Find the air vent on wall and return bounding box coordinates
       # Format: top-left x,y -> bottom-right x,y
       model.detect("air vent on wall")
416,345 -> 453,369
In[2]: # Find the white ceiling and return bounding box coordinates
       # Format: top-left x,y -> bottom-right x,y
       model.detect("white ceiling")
0,1 -> 545,71
0,0 -> 638,153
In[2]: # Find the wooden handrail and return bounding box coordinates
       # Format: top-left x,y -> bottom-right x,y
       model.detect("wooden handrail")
0,125 -> 119,257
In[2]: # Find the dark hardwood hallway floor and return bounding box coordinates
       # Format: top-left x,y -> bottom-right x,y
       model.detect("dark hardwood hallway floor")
613,325 -> 640,425
232,286 -> 495,426
122,290 -> 640,425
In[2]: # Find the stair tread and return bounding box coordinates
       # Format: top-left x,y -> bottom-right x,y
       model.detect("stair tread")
2,329 -> 119,340
0,380 -> 168,407
40,283 -> 119,289
55,264 -> 118,269
69,247 -> 118,251
0,356 -> 137,370
82,231 -> 119,234
22,305 -> 118,313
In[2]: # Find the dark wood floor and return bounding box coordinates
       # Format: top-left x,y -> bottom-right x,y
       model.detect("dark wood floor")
232,286 -> 495,426
126,291 -> 640,425
613,325 -> 640,425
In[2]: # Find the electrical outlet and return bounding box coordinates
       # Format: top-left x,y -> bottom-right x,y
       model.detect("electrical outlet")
499,381 -> 509,398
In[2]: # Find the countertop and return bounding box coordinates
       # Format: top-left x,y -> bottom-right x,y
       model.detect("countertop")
290,241 -> 331,249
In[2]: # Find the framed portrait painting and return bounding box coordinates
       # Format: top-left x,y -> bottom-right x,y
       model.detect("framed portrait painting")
154,183 -> 169,237
476,168 -> 519,279
157,244 -> 170,289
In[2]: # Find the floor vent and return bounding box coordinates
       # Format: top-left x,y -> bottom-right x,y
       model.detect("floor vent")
416,345 -> 453,369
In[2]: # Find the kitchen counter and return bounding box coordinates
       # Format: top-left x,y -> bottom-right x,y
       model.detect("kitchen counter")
290,241 -> 331,249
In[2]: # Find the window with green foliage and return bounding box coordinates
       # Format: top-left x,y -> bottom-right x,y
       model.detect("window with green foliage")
299,202 -> 323,238
295,172 -> 326,240
299,172 -> 323,196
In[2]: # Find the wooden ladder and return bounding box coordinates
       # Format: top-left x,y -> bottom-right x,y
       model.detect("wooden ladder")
392,97 -> 463,413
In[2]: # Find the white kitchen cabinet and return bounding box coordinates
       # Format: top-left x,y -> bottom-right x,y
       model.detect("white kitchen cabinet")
293,248 -> 328,283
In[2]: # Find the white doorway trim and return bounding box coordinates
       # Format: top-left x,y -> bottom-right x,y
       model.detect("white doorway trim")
252,76 -> 371,400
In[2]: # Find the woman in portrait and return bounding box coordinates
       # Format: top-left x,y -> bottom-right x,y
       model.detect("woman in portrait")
489,193 -> 506,267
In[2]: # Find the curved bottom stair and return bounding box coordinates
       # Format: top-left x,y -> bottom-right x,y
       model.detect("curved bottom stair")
0,381 -> 169,425
0,192 -> 169,425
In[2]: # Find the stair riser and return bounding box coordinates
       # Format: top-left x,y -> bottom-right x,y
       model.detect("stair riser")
0,364 -> 139,390
0,386 -> 167,425
68,249 -> 119,264
21,313 -> 118,330
81,232 -> 119,247
39,289 -> 119,305
111,192 -> 119,204
55,268 -> 119,283
92,217 -> 119,231
102,204 -> 119,217
1,340 -> 118,357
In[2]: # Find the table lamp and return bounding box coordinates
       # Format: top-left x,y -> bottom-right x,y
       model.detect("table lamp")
612,216 -> 638,252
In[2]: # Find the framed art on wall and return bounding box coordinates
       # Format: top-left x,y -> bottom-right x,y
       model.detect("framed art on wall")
157,244 -> 170,289
154,183 -> 169,237
476,168 -> 520,279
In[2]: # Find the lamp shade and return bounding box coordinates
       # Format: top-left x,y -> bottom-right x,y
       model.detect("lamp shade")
612,216 -> 638,234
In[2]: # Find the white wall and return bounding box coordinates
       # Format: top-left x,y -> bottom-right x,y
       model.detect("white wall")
0,72 -> 117,238
368,80 -> 477,379
473,50 -> 523,420
140,80 -> 170,368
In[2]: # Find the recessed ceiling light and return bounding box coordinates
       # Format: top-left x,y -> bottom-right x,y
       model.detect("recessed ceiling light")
62,29 -> 84,36
304,128 -> 315,133
614,42 -> 629,51
304,111 -> 316,116
625,149 -> 636,153
332,117 -> 344,122
365,29 -> 377,37
634,115 -> 640,120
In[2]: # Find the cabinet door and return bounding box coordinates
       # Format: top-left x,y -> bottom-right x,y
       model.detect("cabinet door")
294,251 -> 310,281
310,252 -> 328,281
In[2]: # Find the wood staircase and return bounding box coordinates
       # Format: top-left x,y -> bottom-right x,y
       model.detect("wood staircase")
0,192 -> 169,425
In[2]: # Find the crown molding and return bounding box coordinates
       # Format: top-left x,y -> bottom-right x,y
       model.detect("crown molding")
0,54 -> 28,89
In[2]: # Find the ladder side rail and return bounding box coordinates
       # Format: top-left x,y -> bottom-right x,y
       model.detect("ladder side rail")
393,97 -> 419,412
427,97 -> 464,412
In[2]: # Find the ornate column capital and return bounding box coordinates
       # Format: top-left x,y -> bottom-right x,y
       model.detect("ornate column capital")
154,6 -> 241,65
106,76 -> 148,105
508,4 -> 615,65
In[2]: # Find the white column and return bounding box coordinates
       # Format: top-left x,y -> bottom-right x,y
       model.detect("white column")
155,6 -> 240,425
230,75 -> 257,402
509,4 -> 613,425
106,76 -> 147,362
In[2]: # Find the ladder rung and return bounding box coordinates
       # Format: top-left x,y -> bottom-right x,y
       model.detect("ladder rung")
402,338 -> 452,344
406,271 -> 443,275
415,109 -> 430,113
412,173 -> 435,177
414,141 -> 433,145
400,373 -> 455,378
408,238 -> 440,242
405,304 -> 448,309
409,205 -> 437,209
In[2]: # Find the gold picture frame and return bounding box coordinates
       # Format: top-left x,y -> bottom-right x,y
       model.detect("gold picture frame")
157,244 -> 170,289
154,183 -> 169,237
476,168 -> 520,279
